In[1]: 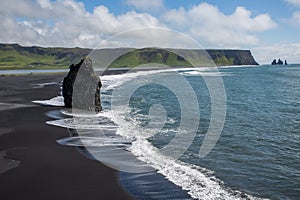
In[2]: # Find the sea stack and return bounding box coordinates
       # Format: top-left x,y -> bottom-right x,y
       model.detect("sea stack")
271,58 -> 285,65
62,57 -> 102,112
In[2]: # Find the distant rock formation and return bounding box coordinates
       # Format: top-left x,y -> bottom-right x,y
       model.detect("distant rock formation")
62,57 -> 102,112
271,58 -> 286,65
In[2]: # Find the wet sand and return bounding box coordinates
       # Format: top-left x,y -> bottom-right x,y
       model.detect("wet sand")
0,74 -> 134,200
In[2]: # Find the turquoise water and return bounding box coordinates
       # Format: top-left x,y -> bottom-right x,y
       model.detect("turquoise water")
212,65 -> 300,199
123,64 -> 300,199
211,65 -> 300,199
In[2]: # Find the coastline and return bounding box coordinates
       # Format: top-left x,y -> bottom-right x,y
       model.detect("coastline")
0,64 -> 264,77
1,65 -> 297,199
0,74 -> 134,200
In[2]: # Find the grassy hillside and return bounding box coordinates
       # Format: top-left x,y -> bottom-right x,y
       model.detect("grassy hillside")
109,48 -> 259,68
0,44 -> 90,69
0,44 -> 258,69
108,48 -> 192,68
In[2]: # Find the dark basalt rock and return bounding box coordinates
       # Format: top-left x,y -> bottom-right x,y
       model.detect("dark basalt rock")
277,59 -> 283,65
271,58 -> 285,65
62,57 -> 102,112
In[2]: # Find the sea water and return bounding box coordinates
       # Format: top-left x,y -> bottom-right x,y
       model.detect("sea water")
34,64 -> 300,200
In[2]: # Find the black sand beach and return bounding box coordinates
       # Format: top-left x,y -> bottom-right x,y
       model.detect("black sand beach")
0,74 -> 134,200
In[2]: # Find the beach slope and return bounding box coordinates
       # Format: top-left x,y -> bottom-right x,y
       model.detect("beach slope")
0,74 -> 133,200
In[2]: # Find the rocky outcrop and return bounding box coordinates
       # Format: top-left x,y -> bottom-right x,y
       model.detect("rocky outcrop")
62,57 -> 102,112
271,58 -> 286,65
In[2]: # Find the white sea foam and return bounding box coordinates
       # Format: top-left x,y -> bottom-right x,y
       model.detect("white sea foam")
59,108 -> 104,118
102,68 -> 173,90
179,70 -> 234,77
30,81 -> 61,88
218,65 -> 260,69
101,105 -> 262,199
32,96 -> 64,107
47,117 -> 118,130
129,140 -> 263,200
171,66 -> 234,77
101,67 -> 225,90
57,136 -> 133,148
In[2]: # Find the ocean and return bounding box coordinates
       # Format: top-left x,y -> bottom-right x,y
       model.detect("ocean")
34,64 -> 300,200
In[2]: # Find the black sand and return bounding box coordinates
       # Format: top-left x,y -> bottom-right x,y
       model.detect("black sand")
0,74 -> 134,200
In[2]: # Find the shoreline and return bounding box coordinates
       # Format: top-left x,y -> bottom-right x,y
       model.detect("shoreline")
0,64 -> 264,76
0,74 -> 134,200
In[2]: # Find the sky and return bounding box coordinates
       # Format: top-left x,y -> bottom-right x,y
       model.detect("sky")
1,0 -> 300,64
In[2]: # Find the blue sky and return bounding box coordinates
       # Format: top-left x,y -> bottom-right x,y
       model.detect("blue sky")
1,0 -> 300,64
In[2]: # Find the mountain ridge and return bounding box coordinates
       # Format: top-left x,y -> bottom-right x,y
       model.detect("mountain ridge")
0,43 -> 259,69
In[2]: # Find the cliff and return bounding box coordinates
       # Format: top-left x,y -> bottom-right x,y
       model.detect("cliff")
0,43 -> 258,69
109,48 -> 258,68
206,49 -> 258,66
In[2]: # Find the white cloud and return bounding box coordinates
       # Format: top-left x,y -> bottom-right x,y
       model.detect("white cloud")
98,27 -> 201,49
285,0 -> 300,7
253,43 -> 300,64
0,0 -> 162,47
0,15 -> 39,46
289,11 -> 300,28
125,0 -> 164,11
0,1 -> 278,50
163,3 -> 277,48
37,0 -> 52,9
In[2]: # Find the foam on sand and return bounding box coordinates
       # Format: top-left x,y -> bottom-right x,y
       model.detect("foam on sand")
32,96 -> 64,107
